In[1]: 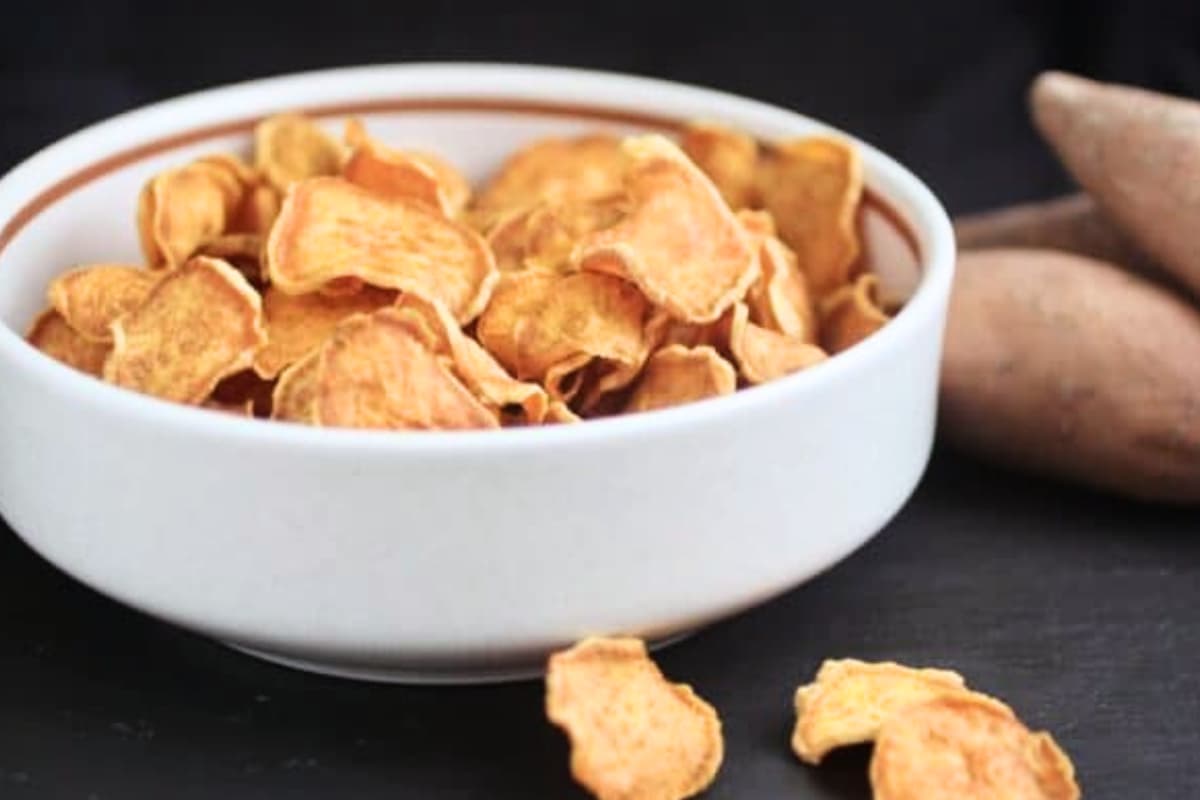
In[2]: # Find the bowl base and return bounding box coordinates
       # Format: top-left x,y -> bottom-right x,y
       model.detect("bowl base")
222,629 -> 698,685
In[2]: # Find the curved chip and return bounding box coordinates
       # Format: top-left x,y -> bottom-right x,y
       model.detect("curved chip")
26,309 -> 110,377
270,350 -> 320,424
546,637 -> 723,800
395,294 -> 548,425
254,113 -> 344,191
740,210 -> 818,343
474,133 -> 624,219
578,135 -> 758,324
253,285 -> 395,379
343,119 -> 471,216
487,195 -> 627,273
545,400 -> 582,424
105,257 -> 266,404
680,121 -> 759,209
724,302 -> 826,384
47,264 -> 158,343
230,182 -> 282,236
265,177 -> 497,322
871,694 -> 1080,800
792,658 -> 974,765
626,345 -> 736,414
137,160 -> 243,269
476,271 -> 646,387
196,234 -> 265,286
757,136 -> 864,297
820,273 -> 890,354
313,308 -> 498,431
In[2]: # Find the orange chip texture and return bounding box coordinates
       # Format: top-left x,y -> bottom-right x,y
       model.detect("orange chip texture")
343,119 -> 471,216
270,350 -> 320,424
105,257 -> 266,404
230,182 -> 282,236
47,264 -> 158,343
578,135 -> 758,323
626,345 -> 736,413
137,160 -> 243,269
254,113 -> 343,191
487,195 -> 627,273
313,308 -> 498,431
26,309 -> 110,377
792,659 -> 974,764
870,694 -> 1080,800
680,121 -> 759,209
253,285 -> 395,379
195,233 -> 265,286
758,136 -> 863,297
739,210 -> 818,343
820,273 -> 890,354
545,400 -> 582,424
725,302 -> 826,384
546,637 -> 724,800
476,270 -> 646,384
475,133 -> 624,217
266,177 -> 497,322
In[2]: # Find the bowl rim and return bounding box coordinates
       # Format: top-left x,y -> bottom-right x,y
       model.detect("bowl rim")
0,62 -> 954,454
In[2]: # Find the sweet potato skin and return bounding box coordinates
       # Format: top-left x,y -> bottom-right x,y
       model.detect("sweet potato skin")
940,248 -> 1200,503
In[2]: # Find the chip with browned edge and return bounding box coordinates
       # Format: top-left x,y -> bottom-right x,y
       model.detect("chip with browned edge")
270,350 -> 320,424
137,160 -> 243,269
546,637 -> 723,800
254,113 -> 343,191
871,694 -> 1080,800
26,309 -> 110,376
578,135 -> 758,323
739,210 -> 818,343
343,119 -> 471,217
475,134 -> 624,218
47,264 -> 158,343
105,257 -> 266,403
625,345 -> 737,413
724,302 -> 826,384
680,121 -> 759,209
820,273 -> 891,354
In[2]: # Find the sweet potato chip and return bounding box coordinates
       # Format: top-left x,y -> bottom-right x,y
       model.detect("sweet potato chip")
725,302 -> 826,384
266,177 -> 497,322
578,135 -> 758,323
26,309 -> 110,376
196,234 -> 265,286
313,308 -> 497,430
487,195 -> 627,273
137,160 -> 243,269
626,345 -> 736,413
475,134 -> 624,218
254,113 -> 343,191
47,264 -> 158,343
545,400 -> 582,424
195,152 -> 258,187
870,694 -> 1080,800
546,637 -> 723,800
230,183 -> 282,236
253,285 -> 394,379
739,209 -> 819,342
680,121 -> 759,209
270,350 -> 320,424
105,257 -> 266,403
343,119 -> 471,217
476,271 -> 646,387
820,273 -> 890,353
758,136 -> 863,297
792,659 -> 973,765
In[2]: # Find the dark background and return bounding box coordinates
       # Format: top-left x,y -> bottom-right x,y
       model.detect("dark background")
2,1 -> 1199,797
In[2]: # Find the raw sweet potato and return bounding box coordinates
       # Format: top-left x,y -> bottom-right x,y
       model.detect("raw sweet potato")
941,249 -> 1200,504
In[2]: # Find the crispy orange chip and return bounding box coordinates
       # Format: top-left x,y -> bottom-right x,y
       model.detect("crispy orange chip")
578,135 -> 758,323
792,659 -> 975,764
195,233 -> 265,286
725,302 -> 826,384
739,210 -> 818,343
680,121 -> 759,209
820,273 -> 890,353
137,160 -> 243,269
758,136 -> 863,297
253,285 -> 394,379
626,345 -> 736,413
487,195 -> 627,273
47,264 -> 158,343
230,182 -> 282,237
476,271 -> 646,387
546,637 -> 724,800
313,308 -> 497,430
105,257 -> 266,403
475,133 -> 624,219
26,309 -> 110,376
254,113 -> 343,191
545,400 -> 582,424
265,177 -> 497,322
871,694 -> 1080,800
343,119 -> 471,216
270,350 -> 320,424
395,294 -> 548,424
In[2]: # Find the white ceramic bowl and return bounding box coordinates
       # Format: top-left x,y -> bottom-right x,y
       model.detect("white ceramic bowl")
0,64 -> 953,683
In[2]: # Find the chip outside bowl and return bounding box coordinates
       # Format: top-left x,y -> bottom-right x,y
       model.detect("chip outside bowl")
0,64 -> 954,682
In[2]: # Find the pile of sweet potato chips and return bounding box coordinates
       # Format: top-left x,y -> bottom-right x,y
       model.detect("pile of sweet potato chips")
28,114 -> 895,429
545,640 -> 1080,799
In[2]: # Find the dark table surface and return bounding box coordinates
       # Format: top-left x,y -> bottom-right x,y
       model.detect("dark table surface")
4,3 -> 1200,797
